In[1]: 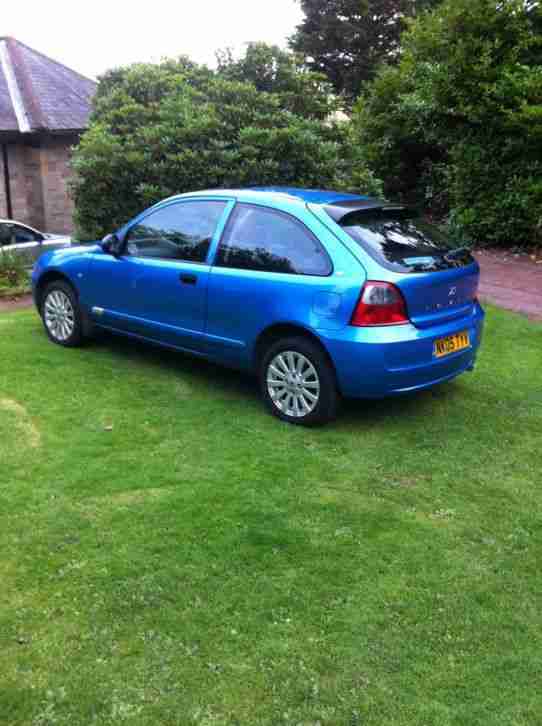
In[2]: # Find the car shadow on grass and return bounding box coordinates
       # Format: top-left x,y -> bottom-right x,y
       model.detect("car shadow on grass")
339,383 -> 460,425
90,330 -> 258,397
89,330 -> 463,428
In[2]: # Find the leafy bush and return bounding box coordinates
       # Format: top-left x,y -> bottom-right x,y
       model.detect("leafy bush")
0,251 -> 31,295
352,0 -> 542,247
71,48 -> 382,239
216,42 -> 337,121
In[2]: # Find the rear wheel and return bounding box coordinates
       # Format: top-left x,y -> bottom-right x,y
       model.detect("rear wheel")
260,337 -> 339,426
41,280 -> 84,347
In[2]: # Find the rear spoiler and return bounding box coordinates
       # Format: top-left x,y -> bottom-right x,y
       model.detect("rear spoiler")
324,199 -> 412,224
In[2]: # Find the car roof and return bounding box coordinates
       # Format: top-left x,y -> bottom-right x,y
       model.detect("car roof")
164,186 -> 376,207
0,219 -> 38,229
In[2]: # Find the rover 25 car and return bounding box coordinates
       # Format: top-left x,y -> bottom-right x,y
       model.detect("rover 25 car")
32,187 -> 485,425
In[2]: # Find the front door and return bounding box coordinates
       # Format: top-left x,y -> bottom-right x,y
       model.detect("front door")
206,203 -> 335,367
85,199 -> 229,352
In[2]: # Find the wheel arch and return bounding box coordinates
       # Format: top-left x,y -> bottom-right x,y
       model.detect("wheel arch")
35,270 -> 77,310
253,322 -> 337,379
36,271 -> 93,337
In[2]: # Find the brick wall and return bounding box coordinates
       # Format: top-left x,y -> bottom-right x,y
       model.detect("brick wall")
0,144 -> 37,225
23,144 -> 46,230
40,135 -> 79,234
0,134 -> 79,233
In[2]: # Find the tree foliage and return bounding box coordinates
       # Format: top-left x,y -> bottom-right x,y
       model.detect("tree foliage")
352,0 -> 542,247
216,42 -> 336,120
71,49 -> 381,238
290,0 -> 441,101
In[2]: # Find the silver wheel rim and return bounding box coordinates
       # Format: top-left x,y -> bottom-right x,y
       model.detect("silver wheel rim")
267,350 -> 320,418
44,290 -> 75,342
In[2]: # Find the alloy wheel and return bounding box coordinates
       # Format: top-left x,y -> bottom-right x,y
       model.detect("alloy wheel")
44,290 -> 75,342
266,350 -> 321,418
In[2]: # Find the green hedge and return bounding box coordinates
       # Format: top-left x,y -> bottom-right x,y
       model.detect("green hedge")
71,51 -> 382,239
352,0 -> 542,248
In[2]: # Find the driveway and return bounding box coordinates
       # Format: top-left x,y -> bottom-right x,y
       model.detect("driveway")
0,293 -> 33,313
475,250 -> 542,321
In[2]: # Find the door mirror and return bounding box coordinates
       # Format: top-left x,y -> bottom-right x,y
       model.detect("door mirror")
101,233 -> 123,256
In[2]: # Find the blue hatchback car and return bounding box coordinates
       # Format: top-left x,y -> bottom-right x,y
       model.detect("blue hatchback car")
32,187 -> 484,425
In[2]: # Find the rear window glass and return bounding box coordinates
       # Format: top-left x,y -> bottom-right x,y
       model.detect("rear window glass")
332,209 -> 474,273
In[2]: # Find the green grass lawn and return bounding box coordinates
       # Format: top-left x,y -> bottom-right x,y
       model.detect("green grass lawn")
1,306 -> 541,726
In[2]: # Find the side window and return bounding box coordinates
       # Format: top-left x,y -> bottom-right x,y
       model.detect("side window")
125,201 -> 227,263
0,224 -> 12,246
13,225 -> 40,244
215,204 -> 332,276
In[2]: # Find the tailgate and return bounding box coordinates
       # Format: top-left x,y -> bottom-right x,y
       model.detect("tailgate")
397,263 -> 480,329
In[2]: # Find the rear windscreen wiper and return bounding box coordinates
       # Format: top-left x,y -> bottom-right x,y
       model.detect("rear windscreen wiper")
444,247 -> 470,261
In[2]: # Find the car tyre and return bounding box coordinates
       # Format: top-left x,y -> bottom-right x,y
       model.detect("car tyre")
260,336 -> 339,426
41,280 -> 84,347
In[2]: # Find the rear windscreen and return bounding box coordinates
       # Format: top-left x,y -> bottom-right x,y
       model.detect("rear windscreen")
332,209 -> 475,273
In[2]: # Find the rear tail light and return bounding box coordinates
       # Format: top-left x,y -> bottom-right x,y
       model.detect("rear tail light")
350,281 -> 409,326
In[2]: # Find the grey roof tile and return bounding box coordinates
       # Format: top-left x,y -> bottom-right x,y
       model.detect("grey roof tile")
0,37 -> 96,133
0,63 -> 18,131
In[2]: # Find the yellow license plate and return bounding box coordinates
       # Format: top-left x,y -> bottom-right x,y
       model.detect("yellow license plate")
434,331 -> 470,358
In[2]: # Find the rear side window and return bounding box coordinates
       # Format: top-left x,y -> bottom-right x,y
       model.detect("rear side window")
13,225 -> 40,243
216,204 -> 332,276
0,225 -> 12,246
331,209 -> 474,273
0,224 -> 40,245
126,201 -> 227,263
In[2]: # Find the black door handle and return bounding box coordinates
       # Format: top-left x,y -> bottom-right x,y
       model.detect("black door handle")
180,273 -> 197,285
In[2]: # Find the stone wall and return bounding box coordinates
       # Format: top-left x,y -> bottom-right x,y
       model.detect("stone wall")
0,134 -> 79,233
0,143 -> 38,225
40,136 -> 79,234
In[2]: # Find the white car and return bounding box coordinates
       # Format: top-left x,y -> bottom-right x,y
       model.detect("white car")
0,219 -> 71,264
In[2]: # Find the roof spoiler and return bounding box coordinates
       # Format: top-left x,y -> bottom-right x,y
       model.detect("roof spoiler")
324,199 -> 412,223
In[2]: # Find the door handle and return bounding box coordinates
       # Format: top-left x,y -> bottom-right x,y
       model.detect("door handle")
180,273 -> 197,285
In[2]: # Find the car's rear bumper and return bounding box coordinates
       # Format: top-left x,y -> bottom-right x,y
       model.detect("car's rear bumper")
318,302 -> 485,399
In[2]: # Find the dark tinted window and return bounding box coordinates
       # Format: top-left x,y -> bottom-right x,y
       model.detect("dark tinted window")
13,225 -> 40,243
333,209 -> 474,273
0,224 -> 40,245
126,201 -> 227,262
216,204 -> 331,276
0,224 -> 12,246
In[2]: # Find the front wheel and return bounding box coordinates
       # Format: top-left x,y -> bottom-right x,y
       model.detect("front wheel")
260,337 -> 339,426
41,281 -> 84,347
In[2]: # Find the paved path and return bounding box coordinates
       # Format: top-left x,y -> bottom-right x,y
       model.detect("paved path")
0,254 -> 541,321
475,251 -> 542,321
0,294 -> 33,313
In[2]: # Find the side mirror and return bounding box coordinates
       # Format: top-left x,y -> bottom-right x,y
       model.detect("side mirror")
101,233 -> 123,256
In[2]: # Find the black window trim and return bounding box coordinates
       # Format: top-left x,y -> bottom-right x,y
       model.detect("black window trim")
123,199 -> 229,265
214,201 -> 333,277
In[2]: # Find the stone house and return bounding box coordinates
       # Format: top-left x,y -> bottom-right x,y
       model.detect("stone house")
0,37 -> 96,234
